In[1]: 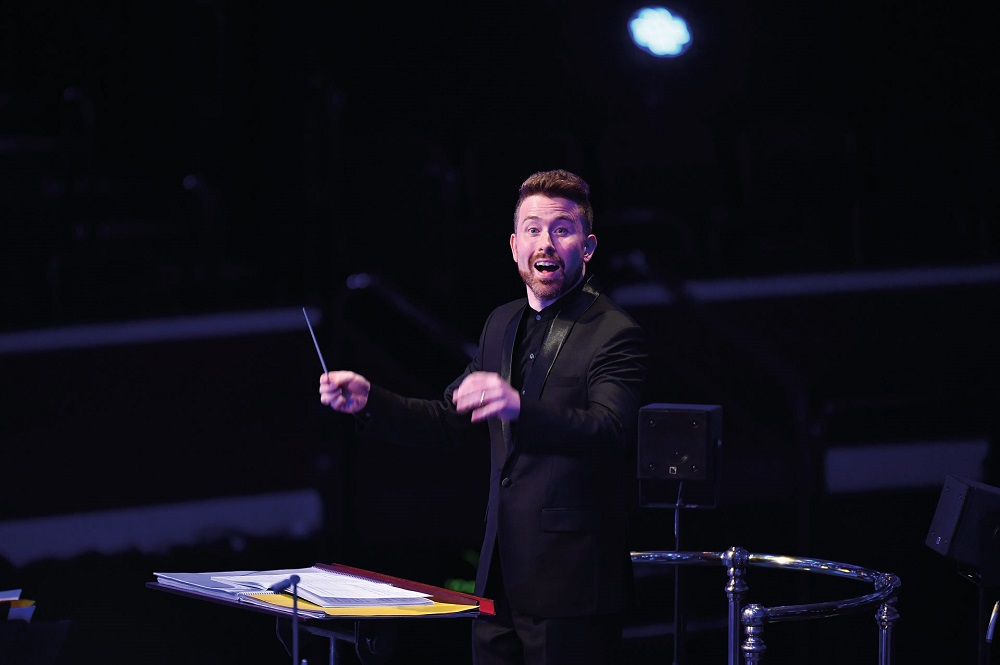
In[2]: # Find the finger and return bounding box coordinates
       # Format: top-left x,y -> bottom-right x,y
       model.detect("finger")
454,387 -> 476,412
321,388 -> 343,404
329,394 -> 351,412
470,402 -> 497,423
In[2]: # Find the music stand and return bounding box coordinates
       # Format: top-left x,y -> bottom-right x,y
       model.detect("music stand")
148,562 -> 492,665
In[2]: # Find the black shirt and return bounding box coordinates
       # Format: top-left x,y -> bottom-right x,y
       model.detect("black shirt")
512,278 -> 587,392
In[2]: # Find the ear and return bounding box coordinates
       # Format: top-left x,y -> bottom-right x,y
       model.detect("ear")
510,233 -> 518,262
582,234 -> 597,262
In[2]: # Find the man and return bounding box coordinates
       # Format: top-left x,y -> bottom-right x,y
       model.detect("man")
320,169 -> 648,665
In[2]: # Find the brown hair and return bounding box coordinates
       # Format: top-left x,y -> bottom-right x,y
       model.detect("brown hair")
513,169 -> 594,235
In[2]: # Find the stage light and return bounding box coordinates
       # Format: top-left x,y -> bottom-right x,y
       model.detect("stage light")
628,6 -> 692,58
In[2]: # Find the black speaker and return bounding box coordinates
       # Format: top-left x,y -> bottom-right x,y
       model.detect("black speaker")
638,403 -> 722,481
926,475 -> 1000,578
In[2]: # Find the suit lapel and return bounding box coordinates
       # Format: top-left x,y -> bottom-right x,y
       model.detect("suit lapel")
499,277 -> 601,465
521,277 -> 600,401
499,303 -> 524,459
500,304 -> 522,385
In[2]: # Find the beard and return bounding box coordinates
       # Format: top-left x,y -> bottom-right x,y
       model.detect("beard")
519,261 -> 584,305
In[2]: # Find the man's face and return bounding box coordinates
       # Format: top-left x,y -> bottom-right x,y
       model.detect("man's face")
510,194 -> 596,309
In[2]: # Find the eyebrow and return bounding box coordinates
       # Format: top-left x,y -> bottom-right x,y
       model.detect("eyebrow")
520,213 -> 577,224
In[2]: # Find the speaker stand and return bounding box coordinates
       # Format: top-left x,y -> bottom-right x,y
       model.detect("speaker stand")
672,491 -> 685,665
669,482 -> 691,665
636,403 -> 723,665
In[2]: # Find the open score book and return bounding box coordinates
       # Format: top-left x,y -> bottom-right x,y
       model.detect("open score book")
152,562 -> 493,618
210,566 -> 433,608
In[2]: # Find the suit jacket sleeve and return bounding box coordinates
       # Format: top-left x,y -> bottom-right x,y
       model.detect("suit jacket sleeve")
352,308 -> 501,449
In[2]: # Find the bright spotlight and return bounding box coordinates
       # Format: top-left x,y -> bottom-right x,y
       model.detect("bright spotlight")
628,6 -> 691,58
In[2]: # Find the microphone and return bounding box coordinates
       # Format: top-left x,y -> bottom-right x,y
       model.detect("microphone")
269,575 -> 302,665
268,575 -> 301,593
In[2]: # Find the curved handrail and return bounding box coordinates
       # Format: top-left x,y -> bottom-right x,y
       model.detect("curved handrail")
632,549 -> 727,566
630,547 -> 901,665
743,553 -> 900,623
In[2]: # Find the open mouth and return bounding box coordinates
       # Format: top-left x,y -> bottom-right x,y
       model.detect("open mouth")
534,259 -> 561,273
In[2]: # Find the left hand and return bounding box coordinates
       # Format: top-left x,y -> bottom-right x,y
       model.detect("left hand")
452,371 -> 520,423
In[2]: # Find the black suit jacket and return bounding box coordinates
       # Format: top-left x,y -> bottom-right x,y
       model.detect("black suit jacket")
358,275 -> 648,617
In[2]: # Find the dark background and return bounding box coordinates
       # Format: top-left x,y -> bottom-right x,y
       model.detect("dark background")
1,1 -> 998,663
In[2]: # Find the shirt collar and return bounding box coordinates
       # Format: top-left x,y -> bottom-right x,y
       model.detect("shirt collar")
528,275 -> 589,320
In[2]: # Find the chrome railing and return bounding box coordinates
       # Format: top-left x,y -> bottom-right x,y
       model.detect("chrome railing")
631,547 -> 901,665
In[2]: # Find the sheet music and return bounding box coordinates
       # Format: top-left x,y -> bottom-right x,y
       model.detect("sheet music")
212,566 -> 432,607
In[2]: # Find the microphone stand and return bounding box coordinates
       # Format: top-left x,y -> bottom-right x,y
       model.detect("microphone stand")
269,574 -> 302,665
291,575 -> 301,665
